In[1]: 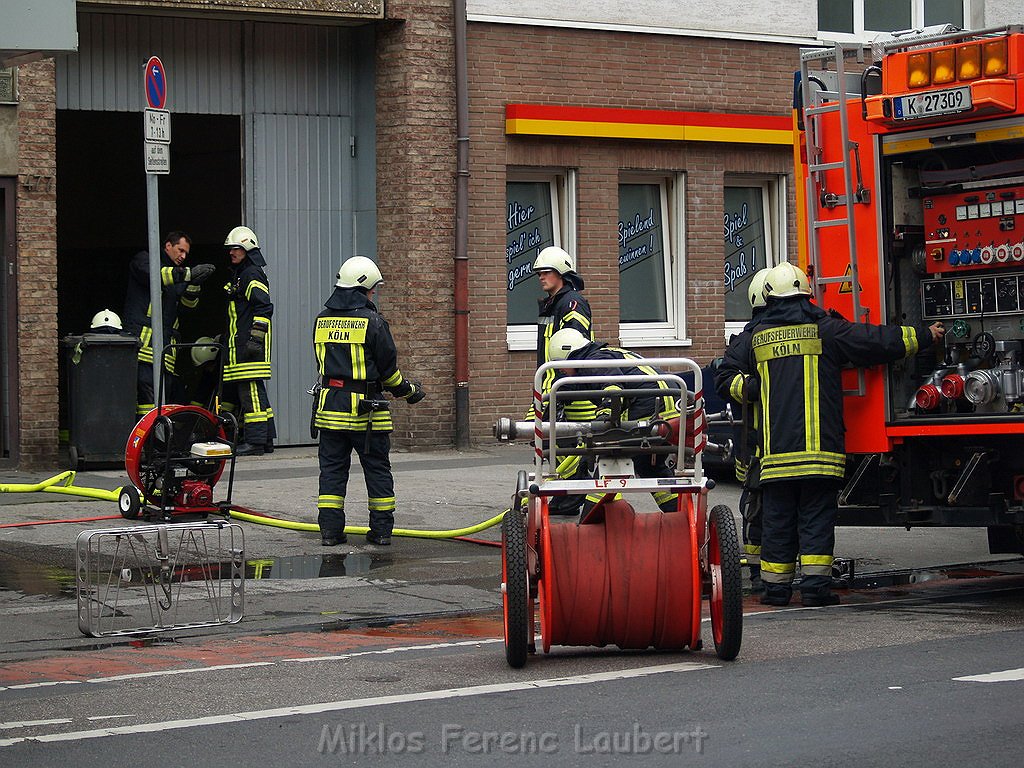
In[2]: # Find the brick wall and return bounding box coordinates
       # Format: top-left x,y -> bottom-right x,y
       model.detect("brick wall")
376,0 -> 457,449
15,59 -> 59,468
467,24 -> 799,443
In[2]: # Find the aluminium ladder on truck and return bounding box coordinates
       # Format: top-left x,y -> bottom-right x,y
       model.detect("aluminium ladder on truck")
798,42 -> 870,395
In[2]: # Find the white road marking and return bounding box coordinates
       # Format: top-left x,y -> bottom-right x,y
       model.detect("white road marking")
953,667 -> 1024,683
85,661 -> 275,683
0,680 -> 81,692
0,662 -> 274,691
0,719 -> 72,730
283,637 -> 503,663
0,661 -> 716,747
86,715 -> 134,722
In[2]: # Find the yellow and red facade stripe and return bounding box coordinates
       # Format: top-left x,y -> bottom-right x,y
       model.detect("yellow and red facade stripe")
505,104 -> 794,145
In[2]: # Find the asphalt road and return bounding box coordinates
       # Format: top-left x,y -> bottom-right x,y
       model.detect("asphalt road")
1,578 -> 1022,767
2,446 -> 1023,766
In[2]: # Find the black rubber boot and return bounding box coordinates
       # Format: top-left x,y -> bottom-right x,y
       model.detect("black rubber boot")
801,591 -> 841,607
760,587 -> 792,607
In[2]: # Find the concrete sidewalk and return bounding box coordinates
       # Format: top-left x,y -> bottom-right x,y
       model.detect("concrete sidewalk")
0,444 -> 542,661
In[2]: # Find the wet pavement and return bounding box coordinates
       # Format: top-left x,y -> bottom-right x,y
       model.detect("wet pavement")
2,444 -> 1022,666
0,445 -> 531,659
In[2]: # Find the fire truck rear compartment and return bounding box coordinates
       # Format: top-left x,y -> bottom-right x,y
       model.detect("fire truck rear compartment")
838,435 -> 1024,552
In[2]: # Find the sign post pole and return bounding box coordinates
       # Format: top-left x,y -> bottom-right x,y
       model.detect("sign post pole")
143,56 -> 170,407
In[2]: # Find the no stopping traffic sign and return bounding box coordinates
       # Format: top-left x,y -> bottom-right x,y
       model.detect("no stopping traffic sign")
144,56 -> 168,110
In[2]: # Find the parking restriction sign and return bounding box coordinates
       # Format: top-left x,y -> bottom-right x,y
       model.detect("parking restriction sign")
144,56 -> 167,110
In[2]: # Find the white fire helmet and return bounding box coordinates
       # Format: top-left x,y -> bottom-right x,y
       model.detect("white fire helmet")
224,226 -> 259,252
749,267 -> 771,309
336,256 -> 383,290
191,337 -> 220,367
89,309 -> 122,332
763,261 -> 812,299
548,328 -> 590,361
533,246 -> 576,276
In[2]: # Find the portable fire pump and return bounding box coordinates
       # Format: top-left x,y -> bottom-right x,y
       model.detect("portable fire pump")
118,342 -> 238,521
795,24 -> 1024,553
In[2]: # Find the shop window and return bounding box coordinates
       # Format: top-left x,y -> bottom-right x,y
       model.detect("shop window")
618,175 -> 686,346
724,178 -> 785,339
818,0 -> 970,41
506,172 -> 576,350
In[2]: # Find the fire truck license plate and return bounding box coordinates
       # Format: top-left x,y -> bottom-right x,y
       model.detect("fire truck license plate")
893,86 -> 972,119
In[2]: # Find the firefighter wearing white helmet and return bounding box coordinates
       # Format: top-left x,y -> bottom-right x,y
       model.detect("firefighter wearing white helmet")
89,308 -> 123,333
223,225 -> 275,455
716,260 -> 945,608
714,265 -> 772,592
530,246 -> 593,416
547,331 -> 682,515
530,246 -> 595,514
313,256 -> 425,547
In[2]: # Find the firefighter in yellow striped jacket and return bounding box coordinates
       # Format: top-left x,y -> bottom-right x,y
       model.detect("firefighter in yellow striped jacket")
530,246 -> 596,514
718,266 -> 771,591
715,262 -> 944,608
547,328 -> 682,515
123,231 -> 215,414
223,226 -> 275,456
313,256 -> 425,547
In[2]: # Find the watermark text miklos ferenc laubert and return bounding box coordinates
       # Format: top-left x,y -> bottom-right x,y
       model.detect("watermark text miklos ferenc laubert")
318,722 -> 710,755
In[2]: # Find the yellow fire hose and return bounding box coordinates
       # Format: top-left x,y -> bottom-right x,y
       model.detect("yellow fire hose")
0,472 -> 505,539
228,508 -> 506,539
0,471 -> 122,502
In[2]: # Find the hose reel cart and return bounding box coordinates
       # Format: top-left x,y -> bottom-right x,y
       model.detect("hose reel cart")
495,357 -> 743,668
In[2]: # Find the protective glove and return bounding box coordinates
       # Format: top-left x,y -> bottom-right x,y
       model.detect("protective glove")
187,263 -> 216,285
244,337 -> 264,362
742,374 -> 760,404
245,321 -> 268,361
406,381 -> 426,404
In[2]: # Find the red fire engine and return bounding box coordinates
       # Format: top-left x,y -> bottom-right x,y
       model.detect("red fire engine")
794,24 -> 1024,554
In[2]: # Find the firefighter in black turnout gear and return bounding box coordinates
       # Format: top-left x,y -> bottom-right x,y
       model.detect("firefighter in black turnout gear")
531,246 -> 596,514
547,328 -> 683,515
532,246 -> 595,419
223,226 -> 276,456
715,262 -> 945,607
719,266 -> 771,591
313,256 -> 425,547
123,231 -> 215,414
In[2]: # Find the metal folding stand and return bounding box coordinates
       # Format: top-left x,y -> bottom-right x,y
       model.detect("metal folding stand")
76,520 -> 245,637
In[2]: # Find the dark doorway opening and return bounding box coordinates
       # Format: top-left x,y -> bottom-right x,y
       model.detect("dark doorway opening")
56,111 -> 241,427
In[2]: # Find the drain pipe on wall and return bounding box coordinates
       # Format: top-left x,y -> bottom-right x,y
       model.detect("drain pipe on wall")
453,0 -> 471,450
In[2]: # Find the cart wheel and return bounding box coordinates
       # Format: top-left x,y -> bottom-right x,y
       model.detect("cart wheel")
708,504 -> 743,660
502,505 -> 531,669
68,445 -> 80,471
118,485 -> 142,520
